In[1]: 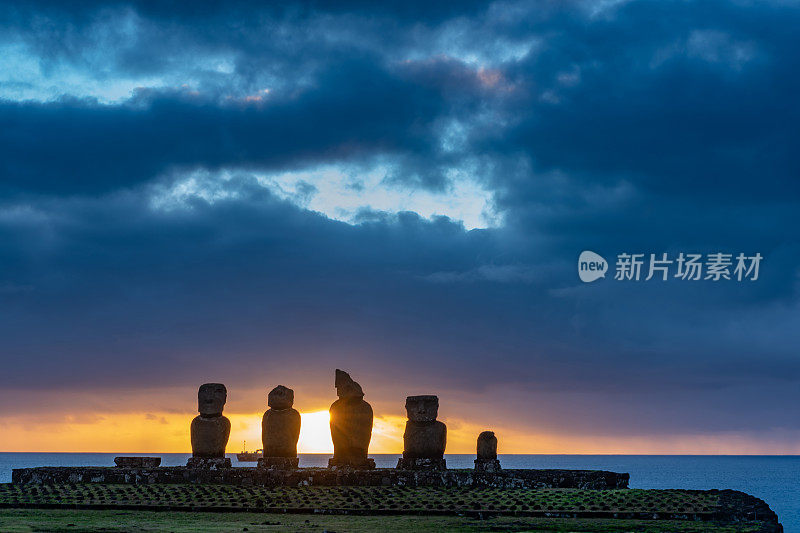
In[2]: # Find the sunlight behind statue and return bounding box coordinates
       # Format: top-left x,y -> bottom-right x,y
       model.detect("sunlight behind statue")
328,369 -> 375,469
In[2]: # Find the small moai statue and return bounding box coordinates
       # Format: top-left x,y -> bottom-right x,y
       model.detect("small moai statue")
328,369 -> 375,469
474,430 -> 501,473
188,383 -> 232,468
259,385 -> 301,469
396,395 -> 447,470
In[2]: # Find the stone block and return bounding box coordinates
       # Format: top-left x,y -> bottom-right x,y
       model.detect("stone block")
327,457 -> 376,470
257,457 -> 299,470
114,457 -> 161,468
186,457 -> 232,469
396,457 -> 447,470
474,458 -> 502,473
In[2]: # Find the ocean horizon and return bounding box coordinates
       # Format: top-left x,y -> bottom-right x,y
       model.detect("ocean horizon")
2,453 -> 797,531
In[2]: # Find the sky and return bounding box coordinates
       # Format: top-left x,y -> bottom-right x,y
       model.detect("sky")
0,0 -> 799,454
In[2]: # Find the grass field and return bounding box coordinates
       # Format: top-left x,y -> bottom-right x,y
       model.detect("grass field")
0,509 -> 779,533
0,484 -> 719,516
0,484 -> 782,532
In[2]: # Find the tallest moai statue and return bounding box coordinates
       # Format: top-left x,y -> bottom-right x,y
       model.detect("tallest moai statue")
328,369 -> 375,469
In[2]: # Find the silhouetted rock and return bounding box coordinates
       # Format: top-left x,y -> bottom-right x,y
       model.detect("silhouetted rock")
114,457 -> 161,468
474,430 -> 501,472
260,385 -> 301,469
397,395 -> 447,470
189,383 -> 231,467
328,369 -> 375,469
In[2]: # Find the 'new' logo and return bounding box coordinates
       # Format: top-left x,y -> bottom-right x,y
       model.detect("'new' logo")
578,251 -> 607,283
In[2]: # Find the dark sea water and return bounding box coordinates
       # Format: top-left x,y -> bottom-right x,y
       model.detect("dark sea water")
1,454 -> 797,531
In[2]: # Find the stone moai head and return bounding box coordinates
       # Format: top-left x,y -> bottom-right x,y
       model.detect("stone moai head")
198,383 -> 227,417
268,385 -> 294,410
477,430 -> 498,460
335,369 -> 364,399
405,395 -> 439,422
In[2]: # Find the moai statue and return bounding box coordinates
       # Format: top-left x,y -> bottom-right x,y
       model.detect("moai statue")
188,383 -> 232,468
328,369 -> 375,469
474,430 -> 501,473
259,385 -> 301,469
396,395 -> 447,470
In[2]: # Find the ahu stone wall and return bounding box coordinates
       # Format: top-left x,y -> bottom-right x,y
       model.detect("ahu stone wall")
12,467 -> 629,490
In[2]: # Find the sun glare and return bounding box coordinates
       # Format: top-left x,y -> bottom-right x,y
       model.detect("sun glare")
297,410 -> 334,453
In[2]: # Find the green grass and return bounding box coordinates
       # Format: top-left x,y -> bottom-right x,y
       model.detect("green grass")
0,484 -> 720,516
0,509 -> 778,533
0,484 -> 781,532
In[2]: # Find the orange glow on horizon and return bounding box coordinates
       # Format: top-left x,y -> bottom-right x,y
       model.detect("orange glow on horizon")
1,410 -> 799,455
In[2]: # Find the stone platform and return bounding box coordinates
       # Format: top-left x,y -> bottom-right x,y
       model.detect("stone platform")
12,467 -> 629,489
257,457 -> 299,469
185,457 -> 231,469
396,457 -> 447,470
327,458 -> 376,470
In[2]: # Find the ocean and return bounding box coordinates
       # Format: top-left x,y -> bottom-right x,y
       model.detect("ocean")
1,454 -> 798,531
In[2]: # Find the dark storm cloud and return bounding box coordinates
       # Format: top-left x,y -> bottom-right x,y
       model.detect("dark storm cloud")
0,178 -> 797,435
1,0 -> 799,439
2,0 -> 492,22
493,1 -> 800,201
0,59 -> 444,194
0,0 -> 492,85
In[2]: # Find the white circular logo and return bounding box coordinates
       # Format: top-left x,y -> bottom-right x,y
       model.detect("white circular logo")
578,251 -> 607,283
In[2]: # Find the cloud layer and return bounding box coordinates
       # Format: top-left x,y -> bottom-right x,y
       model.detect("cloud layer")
1,0 -> 799,450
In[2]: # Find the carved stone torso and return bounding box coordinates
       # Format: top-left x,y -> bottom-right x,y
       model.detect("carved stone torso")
262,408 -> 301,457
330,396 -> 373,461
403,420 -> 447,459
477,431 -> 498,460
190,415 -> 231,458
